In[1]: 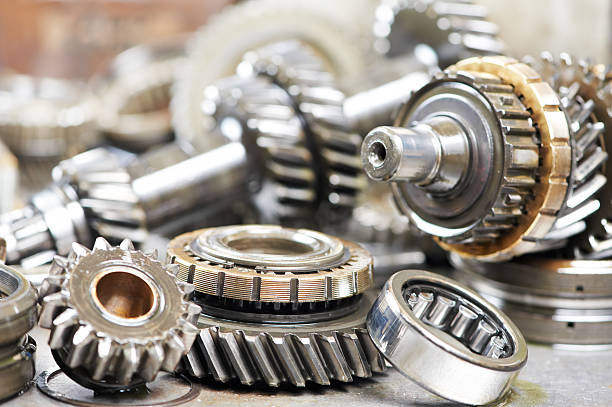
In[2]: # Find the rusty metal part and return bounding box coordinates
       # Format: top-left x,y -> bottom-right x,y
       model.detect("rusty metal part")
37,237 -> 201,391
167,225 -> 373,304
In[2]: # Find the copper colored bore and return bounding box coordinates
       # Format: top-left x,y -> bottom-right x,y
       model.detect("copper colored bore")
93,271 -> 155,320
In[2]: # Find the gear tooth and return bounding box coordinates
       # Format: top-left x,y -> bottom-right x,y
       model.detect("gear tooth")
65,324 -> 96,369
91,337 -> 115,381
336,331 -> 372,378
195,327 -> 234,382
49,255 -> 70,275
313,333 -> 353,382
177,318 -> 200,350
186,303 -> 202,324
141,342 -> 165,382
161,331 -> 187,372
49,308 -> 79,349
38,274 -> 67,299
177,281 -> 196,298
243,333 -> 283,387
218,330 -> 258,385
117,344 -> 142,385
363,328 -> 389,373
166,263 -> 180,277
144,248 -> 159,259
268,334 -> 306,387
291,334 -> 330,386
93,237 -> 112,251
39,291 -> 69,328
182,346 -> 207,379
119,239 -> 136,251
69,242 -> 91,261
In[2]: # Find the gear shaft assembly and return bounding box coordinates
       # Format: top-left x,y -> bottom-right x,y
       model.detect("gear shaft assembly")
362,56 -> 608,261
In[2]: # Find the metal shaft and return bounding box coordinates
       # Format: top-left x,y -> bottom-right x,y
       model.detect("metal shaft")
361,116 -> 469,193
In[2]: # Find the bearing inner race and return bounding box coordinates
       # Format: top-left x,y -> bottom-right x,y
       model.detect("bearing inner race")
189,225 -> 347,271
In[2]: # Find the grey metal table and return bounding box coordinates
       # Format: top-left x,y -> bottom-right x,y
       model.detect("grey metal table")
4,326 -> 611,407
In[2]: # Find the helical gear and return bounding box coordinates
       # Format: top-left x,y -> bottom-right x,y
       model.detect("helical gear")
372,0 -> 505,67
37,237 -> 201,390
172,0 -> 374,148
240,40 -> 367,220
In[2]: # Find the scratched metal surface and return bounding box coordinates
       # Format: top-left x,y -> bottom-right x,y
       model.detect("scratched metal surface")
3,326 -> 611,407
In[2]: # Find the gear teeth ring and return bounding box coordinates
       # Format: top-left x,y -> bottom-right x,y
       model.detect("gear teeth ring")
38,237 -> 201,390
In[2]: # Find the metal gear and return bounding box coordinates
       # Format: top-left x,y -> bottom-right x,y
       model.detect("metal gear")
240,41 -> 368,220
167,225 -> 373,305
96,37 -> 186,151
362,56 -> 578,261
180,289 -> 385,387
171,0 -> 374,148
373,0 -> 505,67
37,237 -> 201,390
451,253 -> 612,345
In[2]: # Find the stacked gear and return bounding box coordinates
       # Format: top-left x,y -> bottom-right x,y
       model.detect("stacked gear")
168,225 -> 386,387
37,237 -> 201,391
361,56 -> 608,261
0,258 -> 38,401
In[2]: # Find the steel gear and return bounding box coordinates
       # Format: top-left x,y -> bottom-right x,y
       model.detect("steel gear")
171,0 -> 374,148
362,56 -> 578,261
37,237 -> 201,391
180,290 -> 385,387
167,225 -> 373,304
451,253 -> 612,345
96,38 -> 186,151
241,41 -> 368,220
373,0 -> 504,67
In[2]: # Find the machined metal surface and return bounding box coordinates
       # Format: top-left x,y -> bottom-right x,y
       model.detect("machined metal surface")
367,269 -> 527,405
37,238 -> 201,391
168,225 -> 373,304
362,56 -> 574,261
0,335 -> 36,402
0,262 -> 38,348
451,253 -> 612,345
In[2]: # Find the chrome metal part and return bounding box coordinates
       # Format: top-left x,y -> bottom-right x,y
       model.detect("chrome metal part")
0,262 -> 38,348
451,253 -> 612,345
367,269 -> 527,405
0,335 -> 36,402
168,225 -> 373,304
181,290 -> 385,387
37,238 -> 201,390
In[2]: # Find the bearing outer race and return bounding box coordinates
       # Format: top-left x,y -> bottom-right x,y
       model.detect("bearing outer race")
438,56 -> 571,261
367,270 -> 527,405
168,228 -> 373,303
0,335 -> 36,402
0,263 -> 38,348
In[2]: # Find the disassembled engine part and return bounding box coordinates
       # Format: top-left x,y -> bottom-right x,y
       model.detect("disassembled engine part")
373,0 -> 504,68
523,54 -> 612,260
96,37 -> 186,151
0,139 -> 17,213
368,269 -> 527,405
168,225 -> 373,304
451,253 -> 612,345
172,0 -> 375,147
37,237 -> 201,391
0,262 -> 38,349
362,55 -> 608,261
181,290 -> 385,387
0,335 -> 36,402
0,73 -> 98,159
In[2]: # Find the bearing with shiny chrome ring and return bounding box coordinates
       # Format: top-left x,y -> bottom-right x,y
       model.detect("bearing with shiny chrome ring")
367,269 -> 527,405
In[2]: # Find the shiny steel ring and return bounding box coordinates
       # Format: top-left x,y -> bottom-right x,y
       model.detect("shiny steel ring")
0,262 -> 38,348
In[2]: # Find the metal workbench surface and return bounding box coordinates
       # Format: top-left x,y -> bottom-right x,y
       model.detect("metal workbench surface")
3,326 -> 611,407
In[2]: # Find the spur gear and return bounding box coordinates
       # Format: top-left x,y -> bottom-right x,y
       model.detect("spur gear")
362,56 -> 584,261
171,0 -> 374,147
37,237 -> 201,391
373,0 -> 504,67
168,224 -> 382,387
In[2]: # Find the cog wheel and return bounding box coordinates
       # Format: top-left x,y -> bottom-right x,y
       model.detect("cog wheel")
180,290 -> 385,387
171,0 -> 374,148
373,0 -> 505,67
522,53 -> 608,248
167,225 -> 373,304
200,75 -> 318,223
37,237 -> 201,391
241,40 -> 367,220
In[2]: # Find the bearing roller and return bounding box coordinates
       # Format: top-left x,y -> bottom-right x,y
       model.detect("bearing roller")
38,237 -> 201,391
168,225 -> 384,387
367,269 -> 527,405
362,56 -> 591,261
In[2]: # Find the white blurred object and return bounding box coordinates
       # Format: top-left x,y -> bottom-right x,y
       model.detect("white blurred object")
0,139 -> 17,213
